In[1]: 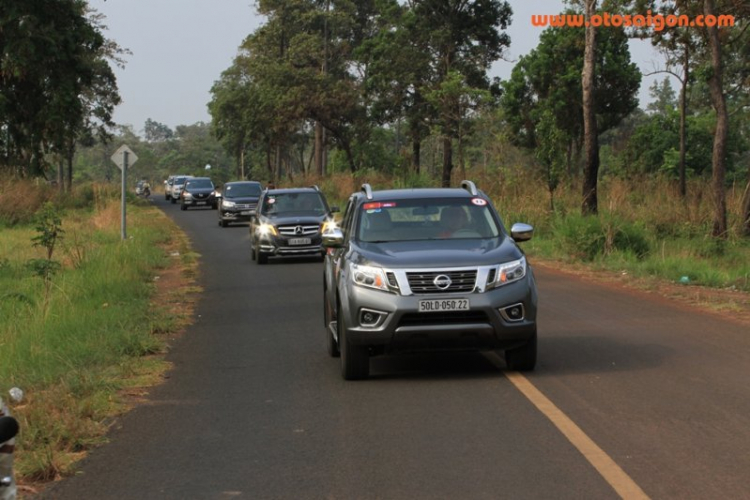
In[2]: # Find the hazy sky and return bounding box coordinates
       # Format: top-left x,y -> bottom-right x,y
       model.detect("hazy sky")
89,0 -> 666,134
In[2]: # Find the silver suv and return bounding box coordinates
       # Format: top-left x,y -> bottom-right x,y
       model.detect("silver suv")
322,181 -> 538,380
167,175 -> 192,204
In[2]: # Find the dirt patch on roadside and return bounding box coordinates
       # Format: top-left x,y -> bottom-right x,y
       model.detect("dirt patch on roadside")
533,258 -> 750,327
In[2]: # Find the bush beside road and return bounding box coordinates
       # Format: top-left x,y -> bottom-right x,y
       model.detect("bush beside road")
0,184 -> 199,491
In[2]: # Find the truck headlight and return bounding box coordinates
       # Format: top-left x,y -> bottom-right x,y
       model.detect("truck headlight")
487,257 -> 526,289
351,263 -> 389,292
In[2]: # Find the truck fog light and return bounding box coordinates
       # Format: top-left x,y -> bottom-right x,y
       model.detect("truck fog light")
360,308 -> 386,327
499,303 -> 525,322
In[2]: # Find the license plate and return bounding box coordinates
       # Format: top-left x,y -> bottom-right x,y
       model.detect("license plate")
418,299 -> 470,313
288,238 -> 311,246
240,211 -> 253,215
196,201 -> 206,205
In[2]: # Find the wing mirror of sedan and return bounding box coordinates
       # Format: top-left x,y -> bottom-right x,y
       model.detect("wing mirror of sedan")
0,416 -> 19,443
510,223 -> 534,242
322,228 -> 345,248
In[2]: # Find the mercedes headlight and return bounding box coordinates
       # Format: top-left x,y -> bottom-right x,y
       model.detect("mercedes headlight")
322,219 -> 338,233
487,257 -> 526,289
258,223 -> 277,237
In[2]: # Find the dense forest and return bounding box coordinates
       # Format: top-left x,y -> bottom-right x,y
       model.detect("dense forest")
1,0 -> 749,238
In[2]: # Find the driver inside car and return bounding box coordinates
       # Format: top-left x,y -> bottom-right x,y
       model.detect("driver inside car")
438,206 -> 468,238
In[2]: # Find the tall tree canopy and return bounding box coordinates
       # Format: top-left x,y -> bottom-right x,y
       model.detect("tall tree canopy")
501,15 -> 640,172
210,0 -> 512,182
0,0 -> 123,182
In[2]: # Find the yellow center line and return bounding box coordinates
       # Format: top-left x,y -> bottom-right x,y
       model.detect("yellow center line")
504,371 -> 650,500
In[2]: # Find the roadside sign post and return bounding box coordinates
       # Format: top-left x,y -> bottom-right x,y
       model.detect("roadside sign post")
111,145 -> 138,240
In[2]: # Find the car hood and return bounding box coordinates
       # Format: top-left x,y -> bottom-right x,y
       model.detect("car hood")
353,237 -> 523,268
263,213 -> 328,226
185,187 -> 215,195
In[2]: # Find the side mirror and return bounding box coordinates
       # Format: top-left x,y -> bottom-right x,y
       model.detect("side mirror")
322,228 -> 345,248
0,416 -> 19,443
510,223 -> 534,242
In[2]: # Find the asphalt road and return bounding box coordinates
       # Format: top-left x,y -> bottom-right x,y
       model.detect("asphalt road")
37,197 -> 750,499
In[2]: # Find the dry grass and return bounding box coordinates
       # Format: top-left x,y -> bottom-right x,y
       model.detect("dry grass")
0,179 -> 55,225
294,169 -> 747,239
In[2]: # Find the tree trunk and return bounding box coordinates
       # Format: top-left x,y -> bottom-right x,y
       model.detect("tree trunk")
742,175 -> 750,237
704,0 -> 728,238
67,151 -> 73,192
441,137 -> 453,188
276,144 -> 283,182
409,118 -> 422,175
239,145 -> 245,180
315,121 -> 324,176
581,0 -> 599,215
306,141 -> 315,174
412,139 -> 421,175
678,44 -> 689,198
265,144 -> 274,183
342,141 -> 357,174
57,160 -> 65,192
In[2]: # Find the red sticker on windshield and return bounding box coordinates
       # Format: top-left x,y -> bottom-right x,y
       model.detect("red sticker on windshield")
471,198 -> 487,206
363,202 -> 381,210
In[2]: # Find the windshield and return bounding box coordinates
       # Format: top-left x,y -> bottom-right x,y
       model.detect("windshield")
174,176 -> 190,186
261,192 -> 326,216
185,179 -> 213,190
356,198 -> 501,243
225,183 -> 261,198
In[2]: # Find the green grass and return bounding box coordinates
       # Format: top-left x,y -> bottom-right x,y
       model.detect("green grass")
0,199 -> 190,481
523,214 -> 750,292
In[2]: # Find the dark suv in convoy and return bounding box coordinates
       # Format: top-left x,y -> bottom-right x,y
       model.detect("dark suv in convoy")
322,181 -> 538,380
180,177 -> 218,210
218,181 -> 263,227
250,186 -> 338,264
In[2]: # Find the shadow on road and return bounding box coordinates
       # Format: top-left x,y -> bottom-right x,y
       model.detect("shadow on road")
368,351 -> 502,381
534,334 -> 673,376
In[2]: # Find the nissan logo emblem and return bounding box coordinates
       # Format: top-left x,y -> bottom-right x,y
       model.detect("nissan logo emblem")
433,275 -> 452,290
295,226 -> 303,235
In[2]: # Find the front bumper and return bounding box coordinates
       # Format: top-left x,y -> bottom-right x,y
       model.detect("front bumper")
258,234 -> 324,257
340,275 -> 537,353
220,207 -> 256,222
182,195 -> 216,207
